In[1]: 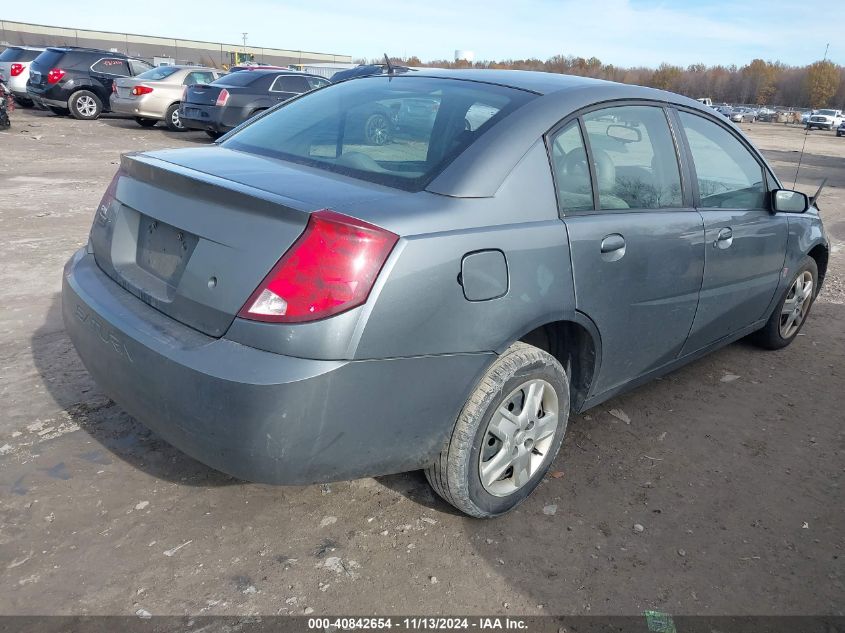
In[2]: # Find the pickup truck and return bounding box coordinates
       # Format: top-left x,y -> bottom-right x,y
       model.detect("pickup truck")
806,109 -> 844,130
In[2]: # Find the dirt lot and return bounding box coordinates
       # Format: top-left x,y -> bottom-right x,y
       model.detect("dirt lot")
0,110 -> 843,617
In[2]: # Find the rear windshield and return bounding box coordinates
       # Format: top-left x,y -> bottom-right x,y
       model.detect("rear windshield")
31,49 -> 65,69
213,72 -> 266,87
223,76 -> 536,191
0,47 -> 41,62
135,66 -> 180,81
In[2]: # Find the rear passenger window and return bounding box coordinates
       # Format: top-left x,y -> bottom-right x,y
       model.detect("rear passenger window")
92,58 -> 130,76
306,76 -> 330,90
272,75 -> 310,93
549,121 -> 594,212
582,106 -> 682,210
678,112 -> 766,209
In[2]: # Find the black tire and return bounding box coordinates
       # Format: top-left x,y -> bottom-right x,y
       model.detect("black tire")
13,96 -> 34,108
135,117 -> 157,128
363,112 -> 391,145
751,256 -> 818,350
48,106 -> 69,116
205,130 -> 222,140
837,132 -> 843,137
426,342 -> 570,518
164,103 -> 185,132
0,111 -> 10,130
69,90 -> 103,120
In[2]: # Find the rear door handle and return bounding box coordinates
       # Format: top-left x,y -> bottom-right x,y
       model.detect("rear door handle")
714,227 -> 733,249
600,233 -> 626,261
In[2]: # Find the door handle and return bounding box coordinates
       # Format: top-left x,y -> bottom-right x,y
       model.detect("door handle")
714,227 -> 733,249
600,234 -> 626,261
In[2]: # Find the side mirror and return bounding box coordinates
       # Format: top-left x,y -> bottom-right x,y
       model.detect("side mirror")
771,189 -> 809,213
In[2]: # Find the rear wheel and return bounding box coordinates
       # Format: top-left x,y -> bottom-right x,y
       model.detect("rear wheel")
69,90 -> 102,120
205,130 -> 222,140
426,342 -> 570,518
13,96 -> 34,108
751,256 -> 818,350
48,106 -> 69,116
364,112 -> 391,145
135,117 -> 157,128
164,103 -> 185,131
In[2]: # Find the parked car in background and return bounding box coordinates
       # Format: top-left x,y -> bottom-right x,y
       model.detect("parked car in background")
729,107 -> 757,123
0,45 -> 45,107
837,120 -> 844,137
801,110 -> 817,124
26,47 -> 153,119
714,105 -> 732,117
63,70 -> 829,518
180,69 -> 329,138
806,109 -> 843,130
111,65 -> 223,131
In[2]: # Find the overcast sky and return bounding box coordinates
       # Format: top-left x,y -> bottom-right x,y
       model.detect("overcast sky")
4,0 -> 841,68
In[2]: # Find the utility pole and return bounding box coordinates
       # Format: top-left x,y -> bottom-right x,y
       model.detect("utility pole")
823,43 -> 829,61
242,32 -> 248,54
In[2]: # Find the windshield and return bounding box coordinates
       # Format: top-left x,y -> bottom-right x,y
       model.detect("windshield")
223,76 -> 536,191
817,109 -> 836,116
135,66 -> 180,81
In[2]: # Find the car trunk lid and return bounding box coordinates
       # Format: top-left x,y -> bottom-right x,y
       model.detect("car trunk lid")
184,83 -> 228,106
89,148 -> 404,337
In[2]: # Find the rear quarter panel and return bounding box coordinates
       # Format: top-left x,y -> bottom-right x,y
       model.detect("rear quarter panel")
349,140 -> 576,359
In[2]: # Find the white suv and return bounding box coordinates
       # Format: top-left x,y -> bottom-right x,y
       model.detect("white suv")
0,46 -> 45,107
806,109 -> 844,130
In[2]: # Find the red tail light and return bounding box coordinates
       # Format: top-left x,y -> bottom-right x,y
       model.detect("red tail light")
10,63 -> 24,77
238,210 -> 398,323
215,88 -> 230,107
47,68 -> 65,84
95,168 -> 124,225
131,85 -> 154,96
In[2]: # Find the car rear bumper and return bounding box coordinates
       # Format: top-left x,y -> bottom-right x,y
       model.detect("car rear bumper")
26,84 -> 67,108
110,96 -> 163,120
179,103 -> 247,133
62,248 -> 490,484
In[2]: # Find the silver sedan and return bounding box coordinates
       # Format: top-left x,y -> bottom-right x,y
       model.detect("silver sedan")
111,65 -> 222,131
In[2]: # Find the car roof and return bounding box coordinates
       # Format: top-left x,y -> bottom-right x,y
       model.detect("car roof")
44,46 -> 130,57
386,69 -> 724,197
4,45 -> 45,51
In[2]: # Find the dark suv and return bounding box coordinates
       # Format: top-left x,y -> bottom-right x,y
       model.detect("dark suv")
27,47 -> 152,119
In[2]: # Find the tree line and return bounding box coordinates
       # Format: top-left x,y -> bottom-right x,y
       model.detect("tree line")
366,55 -> 845,109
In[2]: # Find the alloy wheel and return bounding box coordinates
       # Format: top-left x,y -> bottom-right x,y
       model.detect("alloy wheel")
171,108 -> 182,129
479,379 -> 559,496
76,95 -> 97,117
365,114 -> 390,145
779,271 -> 813,339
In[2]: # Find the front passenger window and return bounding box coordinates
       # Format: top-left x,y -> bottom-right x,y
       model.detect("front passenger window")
678,111 -> 766,209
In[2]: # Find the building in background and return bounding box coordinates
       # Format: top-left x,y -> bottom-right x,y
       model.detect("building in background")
0,20 -> 351,69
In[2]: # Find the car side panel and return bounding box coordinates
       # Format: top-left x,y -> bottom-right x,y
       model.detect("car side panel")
350,140 -> 577,359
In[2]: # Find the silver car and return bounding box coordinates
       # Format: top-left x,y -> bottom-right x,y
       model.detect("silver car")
0,46 -> 45,107
111,65 -> 223,130
63,70 -> 829,517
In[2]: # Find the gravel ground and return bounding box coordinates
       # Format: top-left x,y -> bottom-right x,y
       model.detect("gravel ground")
0,110 -> 842,617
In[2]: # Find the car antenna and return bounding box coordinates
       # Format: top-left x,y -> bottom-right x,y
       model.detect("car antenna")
792,125 -> 810,189
384,53 -> 394,76
810,177 -> 828,207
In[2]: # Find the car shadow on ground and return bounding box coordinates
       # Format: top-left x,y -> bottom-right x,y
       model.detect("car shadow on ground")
457,301 -> 844,614
98,115 -> 214,144
30,294 -> 238,487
